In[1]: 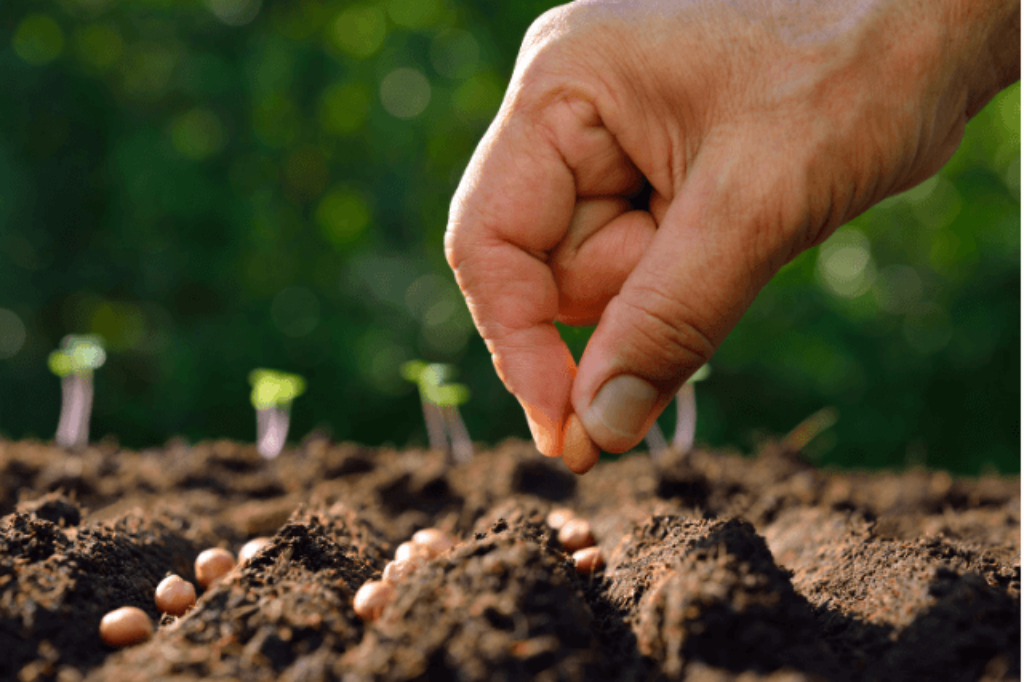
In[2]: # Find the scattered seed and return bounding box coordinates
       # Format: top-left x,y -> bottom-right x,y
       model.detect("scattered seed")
395,541 -> 431,563
382,558 -> 423,584
99,606 -> 153,647
195,547 -> 236,588
411,528 -> 455,558
546,508 -> 575,530
573,546 -> 604,574
154,574 -> 196,616
353,580 -> 394,621
561,414 -> 600,474
238,537 -> 272,565
558,518 -> 595,552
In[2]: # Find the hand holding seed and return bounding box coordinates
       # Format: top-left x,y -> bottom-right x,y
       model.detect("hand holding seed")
445,0 -> 1019,465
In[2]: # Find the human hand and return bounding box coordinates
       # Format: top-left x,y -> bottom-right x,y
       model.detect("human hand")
445,0 -> 1020,472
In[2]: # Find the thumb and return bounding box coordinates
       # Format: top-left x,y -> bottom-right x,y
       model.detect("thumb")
572,143 -> 794,452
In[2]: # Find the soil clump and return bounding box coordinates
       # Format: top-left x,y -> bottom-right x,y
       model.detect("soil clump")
1,437 -> 1018,681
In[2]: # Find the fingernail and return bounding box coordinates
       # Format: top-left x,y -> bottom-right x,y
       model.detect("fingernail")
587,375 -> 658,440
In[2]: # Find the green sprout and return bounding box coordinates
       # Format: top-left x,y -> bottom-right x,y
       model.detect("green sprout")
48,334 -> 106,450
248,368 -> 306,459
401,360 -> 473,463
645,364 -> 711,457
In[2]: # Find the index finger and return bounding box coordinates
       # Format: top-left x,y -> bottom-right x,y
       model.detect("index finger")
445,108 -> 577,457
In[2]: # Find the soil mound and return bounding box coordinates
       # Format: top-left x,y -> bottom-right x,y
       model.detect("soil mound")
1,438 -> 1018,681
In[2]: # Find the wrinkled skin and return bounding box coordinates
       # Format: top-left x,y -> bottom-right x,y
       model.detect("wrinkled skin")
445,0 -> 1020,467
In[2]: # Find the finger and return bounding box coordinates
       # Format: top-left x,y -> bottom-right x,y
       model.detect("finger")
572,141 -> 789,452
446,115 -> 577,457
551,198 -> 658,325
447,89 -> 644,457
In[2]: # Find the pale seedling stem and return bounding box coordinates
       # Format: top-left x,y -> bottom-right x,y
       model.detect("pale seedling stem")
644,421 -> 669,455
671,383 -> 698,452
442,404 -> 473,464
422,398 -> 448,454
644,364 -> 711,460
48,335 -> 106,450
672,364 -> 710,453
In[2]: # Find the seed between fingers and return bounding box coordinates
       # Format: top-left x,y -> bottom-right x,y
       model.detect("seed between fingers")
562,414 -> 600,474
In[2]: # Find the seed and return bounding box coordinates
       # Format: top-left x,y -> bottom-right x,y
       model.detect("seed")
382,558 -> 423,584
195,548 -> 236,588
573,546 -> 604,574
561,414 -> 600,474
99,606 -> 153,647
154,575 -> 196,616
394,541 -> 431,563
353,580 -> 394,621
558,518 -> 595,552
546,508 -> 575,530
411,528 -> 455,558
238,537 -> 272,565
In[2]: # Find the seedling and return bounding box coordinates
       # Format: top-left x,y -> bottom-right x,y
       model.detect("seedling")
782,407 -> 839,453
249,369 -> 306,459
48,334 -> 106,450
401,360 -> 473,463
644,364 -> 711,456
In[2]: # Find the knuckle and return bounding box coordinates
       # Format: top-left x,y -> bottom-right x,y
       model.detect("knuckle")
617,285 -> 716,382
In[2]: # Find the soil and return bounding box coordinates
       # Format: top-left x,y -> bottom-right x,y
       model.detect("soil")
0,435 -> 1019,682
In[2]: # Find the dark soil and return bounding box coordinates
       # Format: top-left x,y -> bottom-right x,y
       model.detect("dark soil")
1,436 -> 1019,681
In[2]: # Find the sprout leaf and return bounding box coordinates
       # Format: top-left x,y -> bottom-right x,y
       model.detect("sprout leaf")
249,368 -> 306,409
48,334 -> 106,376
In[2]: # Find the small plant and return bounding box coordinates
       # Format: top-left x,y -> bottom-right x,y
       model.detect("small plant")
401,360 -> 473,463
249,368 -> 306,459
48,334 -> 106,450
644,364 -> 711,456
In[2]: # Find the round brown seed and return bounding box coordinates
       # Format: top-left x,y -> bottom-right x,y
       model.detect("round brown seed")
154,574 -> 196,616
546,508 -> 575,530
573,546 -> 604,574
558,518 -> 595,553
195,547 -> 236,588
382,558 -> 423,584
394,541 -> 431,563
561,414 -> 600,474
99,606 -> 153,647
353,580 -> 394,621
411,528 -> 455,558
238,537 -> 272,565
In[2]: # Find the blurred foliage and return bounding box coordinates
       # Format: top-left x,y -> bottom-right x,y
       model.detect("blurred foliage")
0,0 -> 1018,474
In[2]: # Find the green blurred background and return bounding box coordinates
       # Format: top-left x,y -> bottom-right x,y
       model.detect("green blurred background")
0,0 -> 1019,474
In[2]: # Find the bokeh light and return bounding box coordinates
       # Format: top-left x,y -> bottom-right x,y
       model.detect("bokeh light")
380,68 -> 431,120
329,5 -> 387,60
207,0 -> 261,27
815,228 -> 875,299
13,14 -> 63,66
0,309 -> 27,360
